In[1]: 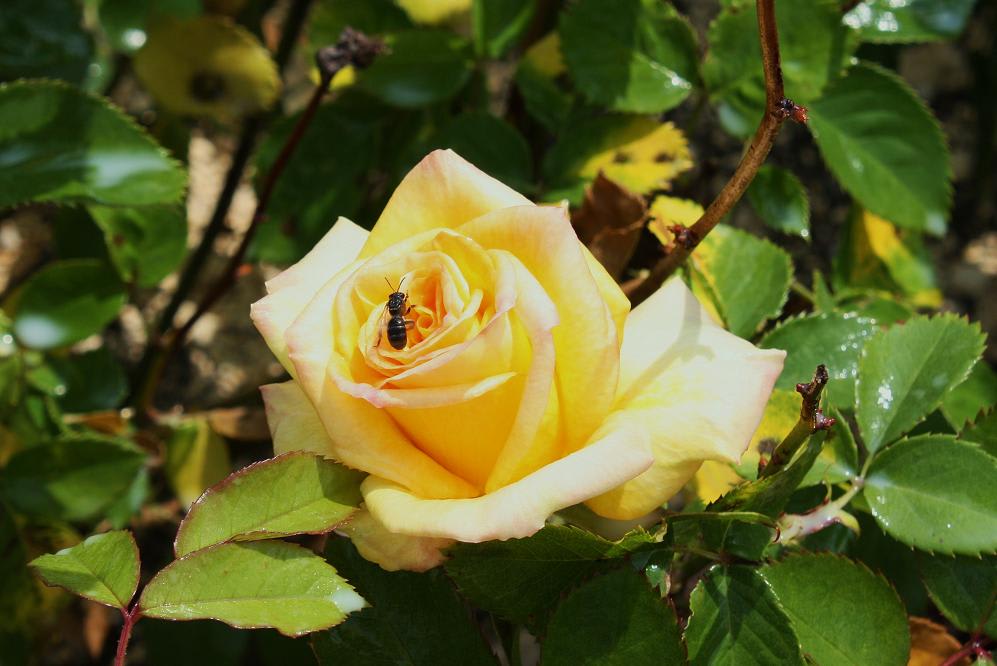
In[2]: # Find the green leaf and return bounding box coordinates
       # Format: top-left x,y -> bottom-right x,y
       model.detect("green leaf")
48,347 -> 127,413
307,0 -> 410,44
0,0 -> 94,84
856,315 -> 985,453
11,259 -> 126,350
559,0 -> 697,113
0,80 -> 186,208
472,0 -> 534,58
759,312 -> 879,408
0,500 -> 37,627
802,408 -> 859,486
845,0 -> 977,43
164,418 -> 231,509
98,0 -> 202,54
1,436 -> 146,522
689,225 -> 793,338
863,435 -> 997,555
139,540 -> 365,637
917,552 -> 997,638
746,165 -> 810,241
444,525 -> 651,629
28,530 -> 139,609
942,362 -> 997,430
543,566 -> 684,665
808,63 -> 951,234
684,565 -> 804,665
514,61 -> 572,134
760,554 -> 910,666
849,511 -> 929,616
703,0 -> 856,136
314,538 -> 496,665
88,205 -> 188,287
143,619 -> 249,666
358,30 -> 472,108
413,112 -> 532,192
961,410 -> 997,458
174,452 -> 361,558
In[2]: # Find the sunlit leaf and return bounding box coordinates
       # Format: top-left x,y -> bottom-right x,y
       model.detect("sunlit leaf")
139,541 -> 365,637
12,260 -> 126,350
0,80 -> 186,207
845,0 -> 977,43
856,315 -> 985,453
760,554 -> 910,666
174,453 -> 361,558
164,418 -> 231,509
29,530 -> 139,609
396,0 -> 470,25
864,435 -> 997,555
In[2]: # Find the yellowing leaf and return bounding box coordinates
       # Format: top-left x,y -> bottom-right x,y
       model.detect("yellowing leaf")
165,418 -> 231,508
647,195 -> 703,246
907,617 -> 967,666
524,32 -> 565,78
134,16 -> 280,122
694,389 -> 799,503
396,0 -> 470,25
578,119 -> 692,195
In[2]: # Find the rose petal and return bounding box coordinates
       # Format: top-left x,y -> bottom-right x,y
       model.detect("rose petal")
460,205 -> 621,452
340,508 -> 452,572
585,278 -> 785,520
362,419 -> 653,542
251,217 -> 367,374
260,380 -> 332,457
359,149 -> 530,259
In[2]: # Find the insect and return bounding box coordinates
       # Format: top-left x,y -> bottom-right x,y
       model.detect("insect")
377,277 -> 416,350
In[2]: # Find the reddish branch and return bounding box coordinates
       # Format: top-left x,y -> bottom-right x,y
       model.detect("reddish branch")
624,0 -> 807,306
113,605 -> 141,666
759,365 -> 834,478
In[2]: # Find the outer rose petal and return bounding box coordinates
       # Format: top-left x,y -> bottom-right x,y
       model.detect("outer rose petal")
585,278 -> 786,520
460,206 -> 620,452
251,217 -> 367,374
362,420 -> 653,542
340,509 -> 452,572
359,150 -> 530,259
260,380 -> 332,457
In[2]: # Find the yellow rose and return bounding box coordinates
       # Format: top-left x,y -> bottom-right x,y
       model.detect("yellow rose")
252,150 -> 784,570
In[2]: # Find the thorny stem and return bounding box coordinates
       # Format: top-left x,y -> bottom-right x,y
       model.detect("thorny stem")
624,0 -> 807,306
114,605 -> 141,666
131,27 -> 384,417
759,365 -> 835,478
941,637 -> 992,666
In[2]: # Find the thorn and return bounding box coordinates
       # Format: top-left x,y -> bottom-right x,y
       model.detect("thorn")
776,97 -> 808,125
668,224 -> 699,250
814,411 -> 836,431
315,27 -> 386,81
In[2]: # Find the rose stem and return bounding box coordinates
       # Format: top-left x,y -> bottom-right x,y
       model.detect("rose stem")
129,0 -> 314,413
113,604 -> 141,666
758,364 -> 835,479
623,0 -> 807,306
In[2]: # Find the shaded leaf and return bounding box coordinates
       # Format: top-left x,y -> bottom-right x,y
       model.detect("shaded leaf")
759,312 -> 879,408
314,538 -> 496,665
856,315 -> 985,453
174,453 -> 361,558
746,165 -> 810,241
560,0 -> 697,113
49,347 -> 127,413
917,552 -> 997,638
864,435 -> 997,555
761,554 -> 910,666
942,362 -> 997,430
472,0 -> 534,58
139,541 -> 365,637
11,259 -> 126,350
808,63 -> 951,234
0,0 -> 94,84
544,566 -> 685,665
358,30 -> 472,108
29,530 -> 139,609
685,565 -> 804,665
0,80 -> 186,207
444,525 -> 652,629
164,418 -> 231,509
143,619 -> 249,666
89,205 -> 188,288
1,436 -> 146,522
960,409 -> 997,458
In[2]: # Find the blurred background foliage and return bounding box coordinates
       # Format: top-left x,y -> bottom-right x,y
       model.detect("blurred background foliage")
0,0 -> 995,663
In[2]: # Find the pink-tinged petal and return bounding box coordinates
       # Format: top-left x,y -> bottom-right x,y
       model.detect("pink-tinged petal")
250,217 -> 367,373
362,420 -> 653,542
340,509 -> 452,572
359,150 -> 530,259
260,380 -> 333,457
586,278 -> 786,520
460,205 -> 620,452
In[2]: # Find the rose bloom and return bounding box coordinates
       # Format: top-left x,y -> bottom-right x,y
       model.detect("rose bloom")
252,150 -> 784,570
